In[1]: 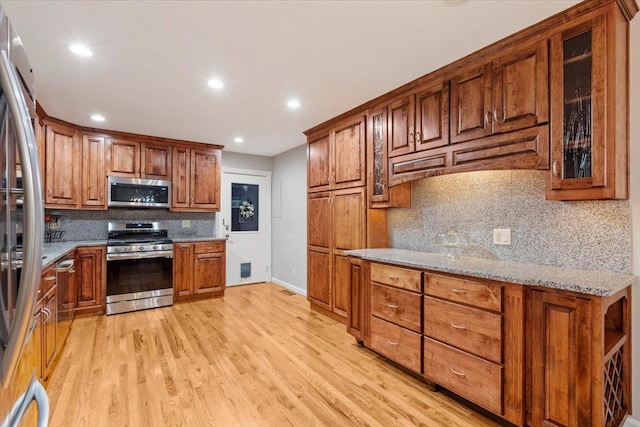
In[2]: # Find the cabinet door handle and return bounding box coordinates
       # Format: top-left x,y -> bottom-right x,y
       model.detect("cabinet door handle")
43,275 -> 56,282
388,275 -> 399,281
450,323 -> 466,330
409,133 -> 414,144
450,368 -> 466,377
552,160 -> 559,177
415,131 -> 421,143
47,188 -> 52,196
485,111 -> 491,125
493,108 -> 499,123
387,303 -> 398,309
387,339 -> 398,346
451,288 -> 466,294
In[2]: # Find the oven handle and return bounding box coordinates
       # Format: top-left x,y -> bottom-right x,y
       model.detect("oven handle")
106,251 -> 173,261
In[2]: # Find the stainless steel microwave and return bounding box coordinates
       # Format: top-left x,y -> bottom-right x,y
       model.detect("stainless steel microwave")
107,176 -> 171,208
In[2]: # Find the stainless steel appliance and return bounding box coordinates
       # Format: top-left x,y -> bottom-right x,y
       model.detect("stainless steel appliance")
107,176 -> 171,209
0,5 -> 48,427
106,221 -> 173,315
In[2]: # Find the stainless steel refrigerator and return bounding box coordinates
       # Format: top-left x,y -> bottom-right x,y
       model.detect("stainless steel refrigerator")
0,4 -> 46,427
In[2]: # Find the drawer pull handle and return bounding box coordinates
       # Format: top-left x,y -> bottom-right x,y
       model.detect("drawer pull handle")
388,275 -> 399,281
450,368 -> 466,377
387,339 -> 398,346
451,288 -> 466,294
450,323 -> 466,330
387,303 -> 398,309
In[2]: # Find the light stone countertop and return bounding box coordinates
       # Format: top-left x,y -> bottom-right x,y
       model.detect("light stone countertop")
345,248 -> 637,297
41,237 -> 225,268
42,240 -> 108,269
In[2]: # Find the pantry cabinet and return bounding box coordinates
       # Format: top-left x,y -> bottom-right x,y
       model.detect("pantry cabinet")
174,240 -> 226,302
172,146 -> 221,211
307,115 -> 366,193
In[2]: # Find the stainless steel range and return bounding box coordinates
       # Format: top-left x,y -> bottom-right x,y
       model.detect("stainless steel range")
106,221 -> 173,315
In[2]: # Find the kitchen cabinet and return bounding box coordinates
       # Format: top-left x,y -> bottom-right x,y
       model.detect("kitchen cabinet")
75,246 -> 106,315
44,121 -> 81,208
81,134 -> 107,209
307,187 -> 366,319
171,146 -> 221,211
107,138 -> 171,180
37,266 -> 58,382
174,240 -> 226,302
387,80 -> 450,158
346,257 -> 365,342
307,115 -> 366,193
547,4 -> 629,200
450,40 -> 548,144
367,106 -> 411,208
56,252 -> 76,353
530,287 -> 630,427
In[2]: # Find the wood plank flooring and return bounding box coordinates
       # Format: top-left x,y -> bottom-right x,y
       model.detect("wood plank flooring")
46,283 -> 501,426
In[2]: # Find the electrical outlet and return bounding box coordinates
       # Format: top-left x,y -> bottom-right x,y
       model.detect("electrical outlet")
493,228 -> 512,245
182,220 -> 191,228
291,270 -> 296,278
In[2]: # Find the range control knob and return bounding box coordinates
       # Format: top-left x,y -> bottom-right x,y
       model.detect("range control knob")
153,245 -> 158,250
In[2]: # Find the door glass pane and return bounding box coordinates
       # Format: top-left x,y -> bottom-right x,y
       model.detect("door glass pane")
231,183 -> 259,232
562,31 -> 592,179
372,113 -> 385,196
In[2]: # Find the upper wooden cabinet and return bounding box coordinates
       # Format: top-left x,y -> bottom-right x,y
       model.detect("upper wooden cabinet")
81,134 -> 106,209
547,4 -> 629,200
171,146 -> 221,211
44,122 -> 81,208
308,115 -> 366,192
450,40 -> 549,144
107,139 -> 171,180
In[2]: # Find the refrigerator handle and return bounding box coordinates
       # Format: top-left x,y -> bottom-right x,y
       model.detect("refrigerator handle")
0,49 -> 44,388
1,373 -> 49,427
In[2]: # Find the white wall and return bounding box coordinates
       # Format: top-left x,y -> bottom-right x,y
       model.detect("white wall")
628,13 -> 640,426
222,151 -> 273,172
270,144 -> 307,294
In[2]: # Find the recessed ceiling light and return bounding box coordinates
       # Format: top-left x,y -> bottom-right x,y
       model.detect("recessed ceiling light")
287,99 -> 301,109
90,114 -> 105,122
208,78 -> 224,89
69,44 -> 93,57
234,137 -> 244,143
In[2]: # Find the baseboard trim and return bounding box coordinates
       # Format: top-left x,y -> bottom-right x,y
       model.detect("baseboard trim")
625,416 -> 640,427
271,278 -> 307,296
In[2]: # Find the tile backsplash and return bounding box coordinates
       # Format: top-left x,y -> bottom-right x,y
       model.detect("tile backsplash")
46,209 -> 218,241
388,170 -> 631,273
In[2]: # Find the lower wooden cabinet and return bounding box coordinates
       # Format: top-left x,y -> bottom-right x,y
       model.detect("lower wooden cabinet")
75,246 -> 106,315
174,241 -> 226,302
530,288 -> 630,427
35,266 -> 58,383
349,259 -> 631,427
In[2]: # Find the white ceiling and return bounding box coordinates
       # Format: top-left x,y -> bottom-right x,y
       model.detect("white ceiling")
2,0 -> 579,157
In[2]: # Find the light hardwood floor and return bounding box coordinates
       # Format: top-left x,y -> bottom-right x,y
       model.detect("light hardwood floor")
47,283 -> 500,426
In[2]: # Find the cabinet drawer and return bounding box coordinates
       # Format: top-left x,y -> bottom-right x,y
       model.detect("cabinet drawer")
40,268 -> 57,296
370,263 -> 421,292
371,283 -> 421,332
424,337 -> 502,415
370,316 -> 421,373
424,274 -> 501,312
194,241 -> 225,254
424,296 -> 502,363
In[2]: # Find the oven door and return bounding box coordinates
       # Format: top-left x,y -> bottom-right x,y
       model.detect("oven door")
106,253 -> 173,315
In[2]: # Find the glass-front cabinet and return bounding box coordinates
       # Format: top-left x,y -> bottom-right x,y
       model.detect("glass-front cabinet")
368,106 -> 389,205
547,6 -> 628,200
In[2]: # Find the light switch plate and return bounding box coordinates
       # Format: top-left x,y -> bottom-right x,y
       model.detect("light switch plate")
493,228 -> 512,245
182,220 -> 191,228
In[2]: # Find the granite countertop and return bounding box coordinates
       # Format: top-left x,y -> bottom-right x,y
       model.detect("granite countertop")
41,236 -> 226,268
170,236 -> 227,243
345,248 -> 637,297
42,240 -> 108,268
